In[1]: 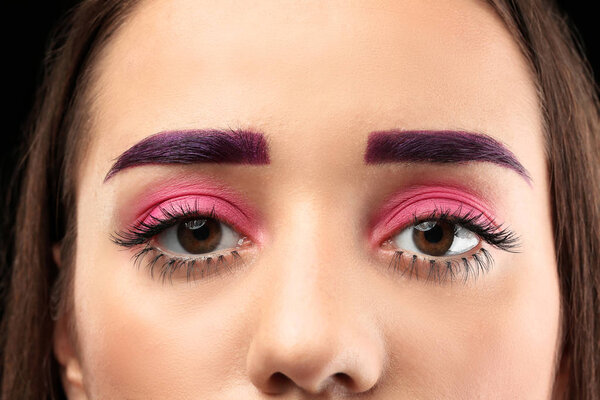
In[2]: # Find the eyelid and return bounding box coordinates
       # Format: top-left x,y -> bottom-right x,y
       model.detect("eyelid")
137,195 -> 263,245
114,177 -> 266,245
369,186 -> 498,248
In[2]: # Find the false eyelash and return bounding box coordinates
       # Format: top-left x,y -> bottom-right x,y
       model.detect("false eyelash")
385,207 -> 521,284
112,202 -> 245,283
388,248 -> 495,285
131,244 -> 244,284
409,206 -> 521,252
111,201 -> 219,248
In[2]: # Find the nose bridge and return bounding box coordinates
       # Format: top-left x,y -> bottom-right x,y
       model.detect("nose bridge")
246,196 -> 384,394
262,195 -> 350,322
266,189 -> 351,283
258,197 -> 343,344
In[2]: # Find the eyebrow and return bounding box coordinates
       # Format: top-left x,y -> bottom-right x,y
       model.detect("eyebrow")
104,129 -> 270,181
365,130 -> 531,183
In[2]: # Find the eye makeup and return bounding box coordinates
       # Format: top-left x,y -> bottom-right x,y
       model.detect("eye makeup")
370,185 -> 520,284
370,186 -> 498,245
135,195 -> 256,242
112,178 -> 263,283
117,178 -> 264,240
113,179 -> 519,285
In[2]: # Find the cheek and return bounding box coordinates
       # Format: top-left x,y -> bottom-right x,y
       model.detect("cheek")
465,252 -> 560,397
71,231 -> 249,397
381,248 -> 560,398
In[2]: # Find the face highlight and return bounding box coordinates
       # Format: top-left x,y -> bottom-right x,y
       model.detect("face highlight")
55,0 -> 561,398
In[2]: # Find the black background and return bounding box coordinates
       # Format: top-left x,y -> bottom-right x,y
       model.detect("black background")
4,1 -> 599,192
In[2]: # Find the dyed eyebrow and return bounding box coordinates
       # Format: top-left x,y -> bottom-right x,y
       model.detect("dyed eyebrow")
104,129 -> 270,181
365,130 -> 531,183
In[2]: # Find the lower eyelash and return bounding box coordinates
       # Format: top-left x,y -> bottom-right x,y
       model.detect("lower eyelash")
388,247 -> 494,284
131,244 -> 245,284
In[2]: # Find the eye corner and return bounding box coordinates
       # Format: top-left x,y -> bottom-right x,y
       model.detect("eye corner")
378,237 -> 396,250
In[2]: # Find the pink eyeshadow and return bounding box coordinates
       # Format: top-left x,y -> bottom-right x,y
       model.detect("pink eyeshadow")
125,177 -> 264,243
370,185 -> 497,247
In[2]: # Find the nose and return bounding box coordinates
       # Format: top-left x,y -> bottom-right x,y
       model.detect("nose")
246,279 -> 385,395
246,207 -> 386,395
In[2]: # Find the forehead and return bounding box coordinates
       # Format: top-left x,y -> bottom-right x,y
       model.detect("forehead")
87,0 -> 539,177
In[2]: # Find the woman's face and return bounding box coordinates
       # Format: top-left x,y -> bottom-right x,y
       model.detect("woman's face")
54,0 -> 561,398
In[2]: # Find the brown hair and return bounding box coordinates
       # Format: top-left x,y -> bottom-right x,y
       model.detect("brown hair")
487,1 -> 600,397
1,0 -> 599,398
0,1 -> 140,398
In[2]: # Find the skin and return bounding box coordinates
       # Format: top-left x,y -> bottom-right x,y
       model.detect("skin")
53,0 -> 561,398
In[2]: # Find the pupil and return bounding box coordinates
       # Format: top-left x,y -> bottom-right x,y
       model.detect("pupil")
191,224 -> 210,241
423,225 -> 443,243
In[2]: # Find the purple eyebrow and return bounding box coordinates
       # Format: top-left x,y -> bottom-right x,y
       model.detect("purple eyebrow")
104,129 -> 270,181
365,130 -> 531,183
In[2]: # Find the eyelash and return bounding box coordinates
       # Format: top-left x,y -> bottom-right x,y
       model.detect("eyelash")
112,203 -> 520,285
112,203 -> 248,284
384,207 -> 520,284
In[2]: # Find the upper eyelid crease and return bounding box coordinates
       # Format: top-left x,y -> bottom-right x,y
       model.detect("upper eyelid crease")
369,185 -> 501,245
104,128 -> 271,182
364,130 -> 532,185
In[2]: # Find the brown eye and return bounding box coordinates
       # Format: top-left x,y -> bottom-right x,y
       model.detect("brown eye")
392,220 -> 479,257
412,221 -> 455,256
156,218 -> 241,255
176,219 -> 222,254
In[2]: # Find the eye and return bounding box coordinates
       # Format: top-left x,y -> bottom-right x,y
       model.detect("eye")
391,220 -> 479,257
155,217 -> 242,256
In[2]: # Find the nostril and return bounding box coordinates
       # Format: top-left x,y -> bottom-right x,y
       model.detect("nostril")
267,371 -> 355,394
333,372 -> 351,384
331,372 -> 355,390
266,372 -> 293,393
